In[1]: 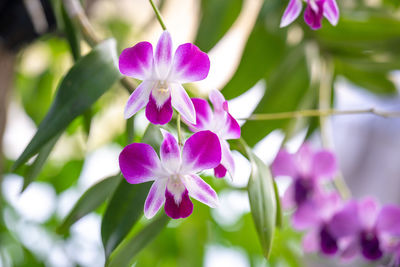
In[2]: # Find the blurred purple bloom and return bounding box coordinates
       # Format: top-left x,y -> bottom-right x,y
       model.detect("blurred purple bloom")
272,143 -> 337,209
183,90 -> 241,178
328,198 -> 400,261
119,130 -> 221,219
280,0 -> 339,30
119,31 -> 210,125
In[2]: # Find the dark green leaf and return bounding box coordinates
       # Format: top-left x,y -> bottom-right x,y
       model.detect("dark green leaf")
222,1 -> 287,100
61,2 -> 81,61
195,0 -> 243,52
101,124 -> 162,257
241,46 -> 311,147
12,39 -> 121,171
245,144 -> 277,258
57,174 -> 122,234
272,179 -> 282,228
106,214 -> 170,267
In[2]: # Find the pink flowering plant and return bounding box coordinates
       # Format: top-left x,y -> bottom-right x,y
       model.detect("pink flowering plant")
6,0 -> 400,266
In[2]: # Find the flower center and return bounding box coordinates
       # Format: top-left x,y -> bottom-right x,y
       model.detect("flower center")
152,81 -> 171,108
360,230 -> 383,260
294,178 -> 313,206
319,225 -> 338,255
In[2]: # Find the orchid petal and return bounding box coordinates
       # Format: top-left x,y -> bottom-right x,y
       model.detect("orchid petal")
164,189 -> 193,219
220,113 -> 241,140
280,0 -> 303,28
188,98 -> 213,131
171,83 -> 196,124
220,140 -> 235,178
311,150 -> 337,179
144,179 -> 167,219
302,230 -> 319,253
183,174 -> 219,208
328,201 -> 361,238
292,202 -> 321,230
323,0 -> 339,26
271,149 -> 297,178
160,131 -> 181,173
145,94 -> 173,125
155,31 -> 173,80
358,197 -> 379,230
119,42 -> 154,80
181,131 -> 221,173
281,182 -> 296,209
124,81 -> 154,119
170,43 -> 210,83
209,90 -> 228,113
214,164 -> 227,178
119,143 -> 161,184
376,205 -> 400,235
340,238 -> 360,261
295,143 -> 314,178
304,0 -> 324,30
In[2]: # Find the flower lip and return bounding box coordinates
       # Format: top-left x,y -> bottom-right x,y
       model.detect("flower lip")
319,224 -> 338,255
360,230 -> 383,261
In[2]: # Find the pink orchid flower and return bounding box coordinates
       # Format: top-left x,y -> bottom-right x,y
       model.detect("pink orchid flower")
119,31 -> 210,125
119,130 -> 221,219
280,0 -> 339,30
328,198 -> 400,261
183,90 -> 241,178
271,143 -> 337,210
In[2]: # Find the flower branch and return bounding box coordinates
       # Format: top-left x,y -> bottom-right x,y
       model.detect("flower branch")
149,0 -> 167,30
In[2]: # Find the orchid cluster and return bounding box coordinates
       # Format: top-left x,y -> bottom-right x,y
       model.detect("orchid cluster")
118,31 -> 240,219
272,144 -> 400,265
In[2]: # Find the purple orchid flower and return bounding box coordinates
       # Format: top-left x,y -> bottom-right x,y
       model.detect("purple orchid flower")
271,143 -> 337,210
328,198 -> 400,261
119,130 -> 221,219
119,31 -> 210,125
183,90 -> 241,178
280,0 -> 339,30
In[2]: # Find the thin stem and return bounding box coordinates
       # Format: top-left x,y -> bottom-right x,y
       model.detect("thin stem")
149,0 -> 167,30
238,108 -> 400,121
62,0 -> 136,94
177,114 -> 183,147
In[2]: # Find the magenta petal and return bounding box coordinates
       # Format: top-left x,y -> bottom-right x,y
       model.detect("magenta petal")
304,0 -> 324,30
323,0 -> 339,26
160,131 -> 181,173
189,98 -> 213,130
170,43 -> 210,83
181,131 -> 221,173
164,189 -> 193,219
340,238 -> 360,260
119,42 -> 154,80
145,94 -> 173,125
328,201 -> 361,238
292,203 -> 321,230
220,140 -> 235,177
271,149 -> 297,177
183,174 -> 219,208
214,164 -> 227,178
221,113 -> 241,140
302,230 -> 319,253
144,179 -> 167,219
311,150 -> 337,179
171,83 -> 196,124
209,90 -> 227,113
376,205 -> 400,235
155,31 -> 173,80
119,143 -> 161,184
280,0 -> 303,28
358,197 -> 379,229
124,81 -> 154,119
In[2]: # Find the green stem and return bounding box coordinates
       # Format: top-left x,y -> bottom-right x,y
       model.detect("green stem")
149,0 -> 167,30
177,114 -> 183,147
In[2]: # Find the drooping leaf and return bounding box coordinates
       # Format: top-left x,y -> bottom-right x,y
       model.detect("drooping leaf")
195,0 -> 243,52
106,214 -> 170,267
57,174 -> 122,234
245,143 -> 277,258
60,2 -> 81,61
12,39 -> 121,171
101,124 -> 162,257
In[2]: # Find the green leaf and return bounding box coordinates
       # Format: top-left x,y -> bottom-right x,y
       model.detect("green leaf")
272,179 -> 282,228
222,2 -> 287,100
195,0 -> 243,52
61,2 -> 81,61
12,39 -> 121,171
241,46 -> 311,147
101,124 -> 162,257
245,144 -> 277,258
57,174 -> 122,234
106,214 -> 170,267
22,133 -> 61,192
